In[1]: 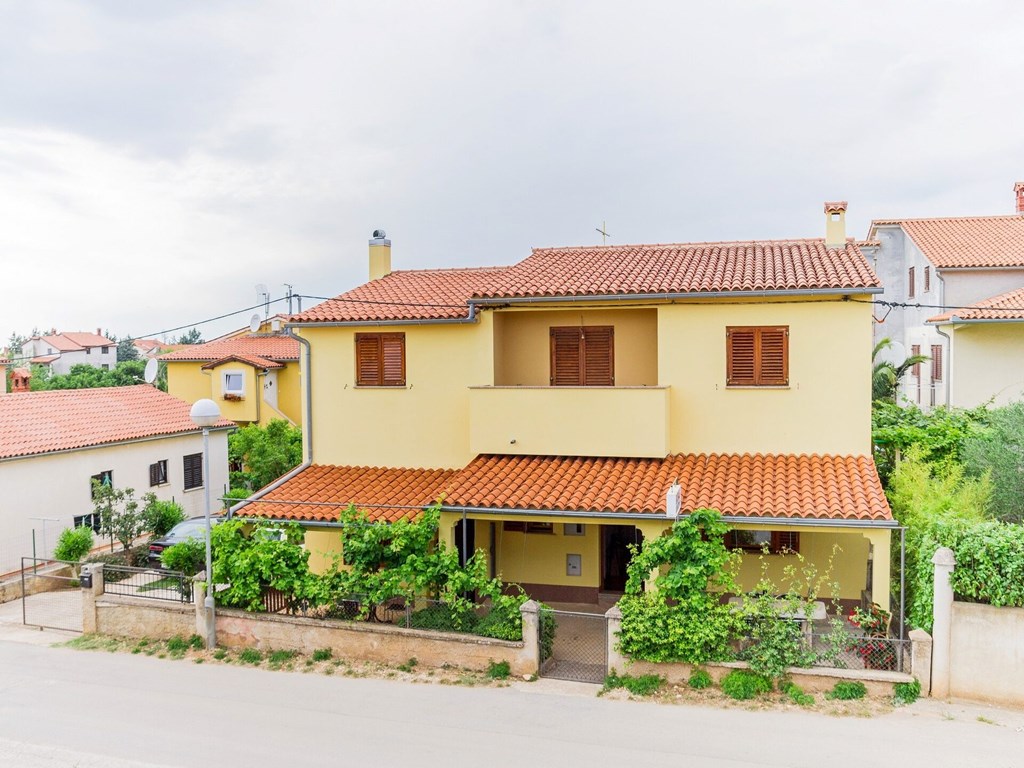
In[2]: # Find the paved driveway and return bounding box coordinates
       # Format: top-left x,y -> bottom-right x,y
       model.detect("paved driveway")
0,588 -> 82,643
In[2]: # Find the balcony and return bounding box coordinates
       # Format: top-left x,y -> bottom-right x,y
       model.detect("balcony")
468,386 -> 670,458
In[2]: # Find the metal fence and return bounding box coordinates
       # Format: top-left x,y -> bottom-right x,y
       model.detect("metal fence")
538,608 -> 607,684
102,565 -> 191,603
736,626 -> 911,673
20,558 -> 83,632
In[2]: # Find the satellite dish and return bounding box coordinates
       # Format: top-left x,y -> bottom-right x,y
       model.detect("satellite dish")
143,358 -> 158,384
249,314 -> 261,333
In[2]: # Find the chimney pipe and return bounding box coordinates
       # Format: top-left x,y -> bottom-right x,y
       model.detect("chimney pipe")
368,229 -> 392,281
824,201 -> 848,248
1015,182 -> 1024,215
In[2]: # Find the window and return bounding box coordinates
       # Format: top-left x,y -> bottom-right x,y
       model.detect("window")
73,512 -> 101,534
549,326 -> 614,386
149,460 -> 168,487
102,345 -> 110,355
85,347 -> 91,355
911,344 -> 921,377
503,521 -> 555,534
726,530 -> 799,554
726,326 -> 789,386
223,371 -> 244,396
183,453 -> 203,490
89,470 -> 113,499
908,266 -> 915,299
924,266 -> 931,293
355,333 -> 406,386
931,344 -> 943,382
101,364 -> 110,370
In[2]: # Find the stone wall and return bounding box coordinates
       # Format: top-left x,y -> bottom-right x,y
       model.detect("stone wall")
949,602 -> 1024,707
0,564 -> 74,604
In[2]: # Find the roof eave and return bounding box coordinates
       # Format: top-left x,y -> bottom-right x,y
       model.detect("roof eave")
470,286 -> 883,305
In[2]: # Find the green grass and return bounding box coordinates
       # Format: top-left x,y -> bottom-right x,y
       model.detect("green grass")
688,668 -> 713,690
602,670 -> 665,697
720,670 -> 772,701
486,660 -> 511,680
782,681 -> 815,707
137,576 -> 184,593
238,647 -> 263,665
826,681 -> 867,701
311,648 -> 333,662
63,635 -> 122,652
893,679 -> 921,706
268,649 -> 298,666
212,648 -> 228,661
397,657 -> 418,673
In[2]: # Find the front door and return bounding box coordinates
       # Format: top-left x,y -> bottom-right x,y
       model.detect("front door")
601,525 -> 642,592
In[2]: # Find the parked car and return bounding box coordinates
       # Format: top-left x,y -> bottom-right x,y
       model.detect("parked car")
148,516 -> 222,566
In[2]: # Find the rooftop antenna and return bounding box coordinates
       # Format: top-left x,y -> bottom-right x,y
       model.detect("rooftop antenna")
596,221 -> 611,246
283,283 -> 294,315
255,283 -> 269,320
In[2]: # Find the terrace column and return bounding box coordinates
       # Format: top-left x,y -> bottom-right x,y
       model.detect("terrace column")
863,530 -> 892,612
931,547 -> 956,698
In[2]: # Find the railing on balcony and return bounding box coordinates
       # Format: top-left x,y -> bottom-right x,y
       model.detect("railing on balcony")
468,385 -> 670,458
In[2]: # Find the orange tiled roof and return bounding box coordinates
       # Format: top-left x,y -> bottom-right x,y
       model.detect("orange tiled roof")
160,334 -> 300,363
929,286 -> 1024,323
472,240 -> 881,300
871,215 -> 1024,269
29,355 -> 60,364
200,354 -> 284,370
236,464 -> 457,523
36,332 -> 112,352
445,454 -> 892,523
290,267 -> 508,323
0,385 -> 233,460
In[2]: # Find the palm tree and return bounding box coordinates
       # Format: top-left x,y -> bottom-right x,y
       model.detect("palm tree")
872,338 -> 930,403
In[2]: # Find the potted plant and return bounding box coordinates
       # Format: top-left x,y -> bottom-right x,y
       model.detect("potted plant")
849,603 -> 896,670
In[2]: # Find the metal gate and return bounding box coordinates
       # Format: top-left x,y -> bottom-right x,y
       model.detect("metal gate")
21,558 -> 83,633
539,608 -> 608,684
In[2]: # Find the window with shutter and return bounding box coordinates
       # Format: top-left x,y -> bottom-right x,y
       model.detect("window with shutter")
908,266 -> 915,299
549,326 -> 614,386
931,344 -> 942,382
924,266 -> 931,293
911,344 -> 921,377
183,453 -> 203,490
149,460 -> 168,487
726,326 -> 788,387
726,530 -> 800,554
355,333 -> 406,386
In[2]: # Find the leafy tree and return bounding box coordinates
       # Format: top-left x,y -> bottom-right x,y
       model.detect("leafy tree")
228,420 -> 302,491
161,539 -> 206,576
116,336 -> 140,362
177,328 -> 204,345
211,520 -> 315,611
32,360 -> 149,391
145,499 -> 186,537
93,482 -> 145,555
872,337 -> 930,403
54,526 -> 94,563
962,402 -> 1024,523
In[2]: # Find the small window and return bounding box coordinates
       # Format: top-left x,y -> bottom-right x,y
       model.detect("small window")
101,364 -> 110,370
726,326 -> 789,387
85,347 -> 91,355
90,470 -> 113,499
73,513 -> 101,534
502,521 -> 555,534
931,344 -> 943,383
726,530 -> 799,554
149,460 -> 168,487
355,333 -> 406,387
223,371 -> 244,395
183,453 -> 203,490
924,266 -> 931,293
908,266 -> 916,299
550,326 -> 614,386
102,346 -> 110,354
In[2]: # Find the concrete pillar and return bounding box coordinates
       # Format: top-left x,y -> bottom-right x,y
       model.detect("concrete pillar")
519,600 -> 541,676
635,520 -> 668,593
931,547 -> 956,698
605,603 -> 625,675
438,511 -> 459,551
863,530 -> 892,612
909,628 -> 933,696
80,563 -> 104,634
194,578 -> 213,642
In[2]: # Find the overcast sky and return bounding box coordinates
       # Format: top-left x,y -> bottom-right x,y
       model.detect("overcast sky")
2,1 -> 1023,345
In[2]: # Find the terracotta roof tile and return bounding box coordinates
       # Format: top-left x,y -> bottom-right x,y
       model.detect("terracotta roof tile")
928,286 -> 1024,323
35,332 -> 112,352
0,386 -> 233,460
472,240 -> 880,300
160,334 -> 300,363
236,464 -> 457,523
290,267 -> 508,324
445,454 -> 892,523
871,215 -> 1024,269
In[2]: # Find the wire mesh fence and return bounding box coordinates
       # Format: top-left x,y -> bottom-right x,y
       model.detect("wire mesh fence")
102,564 -> 191,602
20,558 -> 83,632
538,608 -> 607,683
735,623 -> 911,673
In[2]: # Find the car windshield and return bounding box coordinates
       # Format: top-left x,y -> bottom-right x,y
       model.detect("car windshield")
166,520 -> 209,540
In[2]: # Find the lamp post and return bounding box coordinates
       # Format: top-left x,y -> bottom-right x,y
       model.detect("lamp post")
190,398 -> 221,650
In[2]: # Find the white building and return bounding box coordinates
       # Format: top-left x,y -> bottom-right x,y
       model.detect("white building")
0,385 -> 232,575
21,330 -> 116,376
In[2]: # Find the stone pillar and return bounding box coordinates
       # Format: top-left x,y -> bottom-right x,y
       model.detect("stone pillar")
194,578 -> 213,642
909,628 -> 933,696
519,600 -> 541,676
80,563 -> 104,634
605,603 -> 625,675
931,547 -> 956,698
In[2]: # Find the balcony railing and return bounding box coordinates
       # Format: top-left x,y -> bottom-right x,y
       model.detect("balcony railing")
468,385 -> 670,458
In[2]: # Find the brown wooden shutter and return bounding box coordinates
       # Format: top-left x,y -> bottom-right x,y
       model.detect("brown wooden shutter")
550,327 -> 583,385
758,327 -> 789,386
931,344 -> 942,382
727,328 -> 756,385
911,344 -> 921,377
908,266 -> 915,299
356,334 -> 382,386
924,266 -> 931,292
381,334 -> 406,386
772,531 -> 800,553
582,326 -> 614,386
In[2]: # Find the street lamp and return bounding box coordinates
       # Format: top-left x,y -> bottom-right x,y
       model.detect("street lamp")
190,398 -> 221,650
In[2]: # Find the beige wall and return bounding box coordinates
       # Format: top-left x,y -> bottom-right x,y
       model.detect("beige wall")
493,308 -> 658,386
950,602 -> 1024,707
948,322 -> 1024,407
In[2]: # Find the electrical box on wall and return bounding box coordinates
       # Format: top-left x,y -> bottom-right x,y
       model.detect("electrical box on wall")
566,554 -> 582,577
563,523 -> 585,536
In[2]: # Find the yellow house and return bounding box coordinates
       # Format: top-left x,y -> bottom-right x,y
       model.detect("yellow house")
237,212 -> 897,613
162,332 -> 302,428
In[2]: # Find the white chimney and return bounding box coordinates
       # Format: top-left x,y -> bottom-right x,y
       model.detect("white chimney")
369,229 -> 391,281
665,482 -> 682,519
824,201 -> 848,248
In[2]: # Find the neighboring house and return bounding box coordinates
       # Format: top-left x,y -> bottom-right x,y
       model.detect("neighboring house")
0,358 -> 7,394
0,386 -> 232,576
868,183 -> 1024,408
161,332 -> 302,427
237,212 -> 897,613
133,339 -> 186,359
21,329 -> 116,375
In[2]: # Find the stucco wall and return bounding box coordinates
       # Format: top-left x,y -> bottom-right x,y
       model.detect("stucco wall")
941,269 -> 1024,308
949,602 -> 1024,707
947,322 -> 1024,407
168,360 -> 303,428
0,431 -> 230,574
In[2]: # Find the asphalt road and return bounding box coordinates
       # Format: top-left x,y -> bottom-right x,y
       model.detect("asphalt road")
0,637 -> 1021,768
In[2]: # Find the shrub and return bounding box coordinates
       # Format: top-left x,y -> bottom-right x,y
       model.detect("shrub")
238,648 -> 263,664
397,658 -> 418,672
826,681 -> 866,700
144,499 -> 186,538
268,649 -> 298,665
188,634 -> 204,650
54,526 -> 94,563
602,670 -> 665,697
312,648 -> 333,662
782,681 -> 814,706
687,668 -> 712,690
720,670 -> 772,700
161,539 -> 206,575
486,660 -> 511,679
893,679 -> 921,706
166,635 -> 190,653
